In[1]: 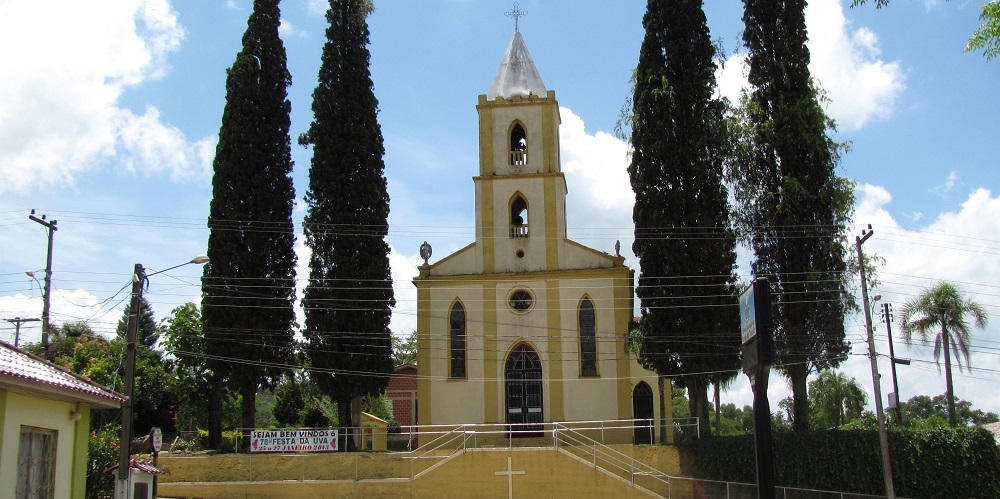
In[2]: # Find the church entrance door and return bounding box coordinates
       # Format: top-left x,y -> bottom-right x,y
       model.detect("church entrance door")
632,381 -> 654,445
505,344 -> 543,437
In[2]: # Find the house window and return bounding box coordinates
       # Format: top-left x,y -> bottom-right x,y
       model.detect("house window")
17,426 -> 57,499
450,301 -> 466,379
580,298 -> 597,376
510,194 -> 529,238
509,122 -> 527,166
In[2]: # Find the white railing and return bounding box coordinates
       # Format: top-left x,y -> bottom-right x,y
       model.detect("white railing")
553,422 -> 672,495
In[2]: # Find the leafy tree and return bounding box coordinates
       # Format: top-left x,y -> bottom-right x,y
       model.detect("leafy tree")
711,373 -> 738,437
299,0 -> 395,451
254,389 -> 277,428
716,403 -> 755,435
730,0 -> 855,430
131,344 -> 177,435
899,281 -> 989,426
808,370 -> 867,429
901,394 -> 999,427
160,302 -> 219,431
30,321 -> 97,361
272,374 -> 305,427
392,331 -> 417,366
628,0 -> 739,438
116,295 -> 158,348
201,0 -> 298,448
302,397 -> 332,428
851,0 -> 1000,60
34,332 -> 174,435
86,425 -> 119,499
362,393 -> 394,424
57,320 -> 97,339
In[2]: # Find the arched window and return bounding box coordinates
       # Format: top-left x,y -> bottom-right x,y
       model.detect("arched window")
579,298 -> 597,376
450,301 -> 466,379
509,122 -> 527,166
510,194 -> 529,238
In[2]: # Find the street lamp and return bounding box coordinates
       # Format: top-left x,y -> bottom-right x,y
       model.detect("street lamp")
118,256 -> 208,496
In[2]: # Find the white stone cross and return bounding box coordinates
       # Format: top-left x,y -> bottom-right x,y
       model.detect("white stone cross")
494,455 -> 526,499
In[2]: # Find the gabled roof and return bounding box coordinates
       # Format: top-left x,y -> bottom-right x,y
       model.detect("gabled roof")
487,31 -> 547,100
105,458 -> 166,475
394,363 -> 417,373
0,340 -> 125,409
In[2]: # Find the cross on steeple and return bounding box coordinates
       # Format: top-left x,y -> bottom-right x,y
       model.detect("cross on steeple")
505,2 -> 527,32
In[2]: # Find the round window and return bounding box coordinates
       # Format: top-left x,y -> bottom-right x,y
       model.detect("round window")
508,289 -> 534,312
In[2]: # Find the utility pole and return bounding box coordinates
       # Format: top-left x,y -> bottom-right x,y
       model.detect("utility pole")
29,210 -> 57,359
857,225 -> 894,498
5,317 -> 40,347
883,302 -> 909,425
116,256 -> 207,498
118,263 -> 145,493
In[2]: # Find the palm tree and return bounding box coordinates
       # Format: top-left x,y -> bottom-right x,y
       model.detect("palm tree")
808,370 -> 867,429
899,282 -> 989,426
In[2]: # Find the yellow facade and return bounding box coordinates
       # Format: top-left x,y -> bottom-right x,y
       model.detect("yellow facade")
0,390 -> 93,499
157,445 -> 686,498
412,32 -> 662,443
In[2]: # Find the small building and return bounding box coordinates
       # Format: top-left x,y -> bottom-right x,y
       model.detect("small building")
107,458 -> 166,499
386,363 -> 417,428
359,412 -> 388,452
0,340 -> 125,499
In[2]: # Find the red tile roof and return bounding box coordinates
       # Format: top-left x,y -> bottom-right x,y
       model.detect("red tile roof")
0,340 -> 125,408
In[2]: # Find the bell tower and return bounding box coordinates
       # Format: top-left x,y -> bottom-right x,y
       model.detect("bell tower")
412,22 -> 657,439
473,31 -> 568,275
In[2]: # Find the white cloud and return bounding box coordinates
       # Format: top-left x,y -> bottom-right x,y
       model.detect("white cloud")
307,0 -> 329,17
851,186 -> 1000,414
716,0 -> 905,132
388,245 -> 422,336
0,288 -> 122,345
290,239 -> 420,337
559,107 -> 635,258
933,170 -> 961,198
279,18 -> 308,39
725,186 -> 1000,415
0,0 -> 212,194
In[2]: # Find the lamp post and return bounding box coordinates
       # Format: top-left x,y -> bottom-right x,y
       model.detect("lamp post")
118,256 -> 208,497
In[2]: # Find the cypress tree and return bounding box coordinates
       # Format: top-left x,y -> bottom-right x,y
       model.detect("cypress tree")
202,0 -> 297,448
733,0 -> 855,430
116,295 -> 158,348
628,0 -> 740,438
300,0 -> 394,451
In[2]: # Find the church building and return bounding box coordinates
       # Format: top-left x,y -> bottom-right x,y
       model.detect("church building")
413,29 -> 663,444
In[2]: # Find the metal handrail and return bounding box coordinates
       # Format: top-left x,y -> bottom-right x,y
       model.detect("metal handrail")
553,423 -> 672,493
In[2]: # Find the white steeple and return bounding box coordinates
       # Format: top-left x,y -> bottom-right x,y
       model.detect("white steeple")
487,32 -> 547,101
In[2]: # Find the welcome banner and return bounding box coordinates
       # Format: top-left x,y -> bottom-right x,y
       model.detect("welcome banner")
250,429 -> 339,452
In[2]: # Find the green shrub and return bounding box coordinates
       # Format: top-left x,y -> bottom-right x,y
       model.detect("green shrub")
87,425 -> 119,499
679,428 -> 1000,497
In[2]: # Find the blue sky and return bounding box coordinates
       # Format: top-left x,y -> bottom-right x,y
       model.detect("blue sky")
1,0 -> 998,416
